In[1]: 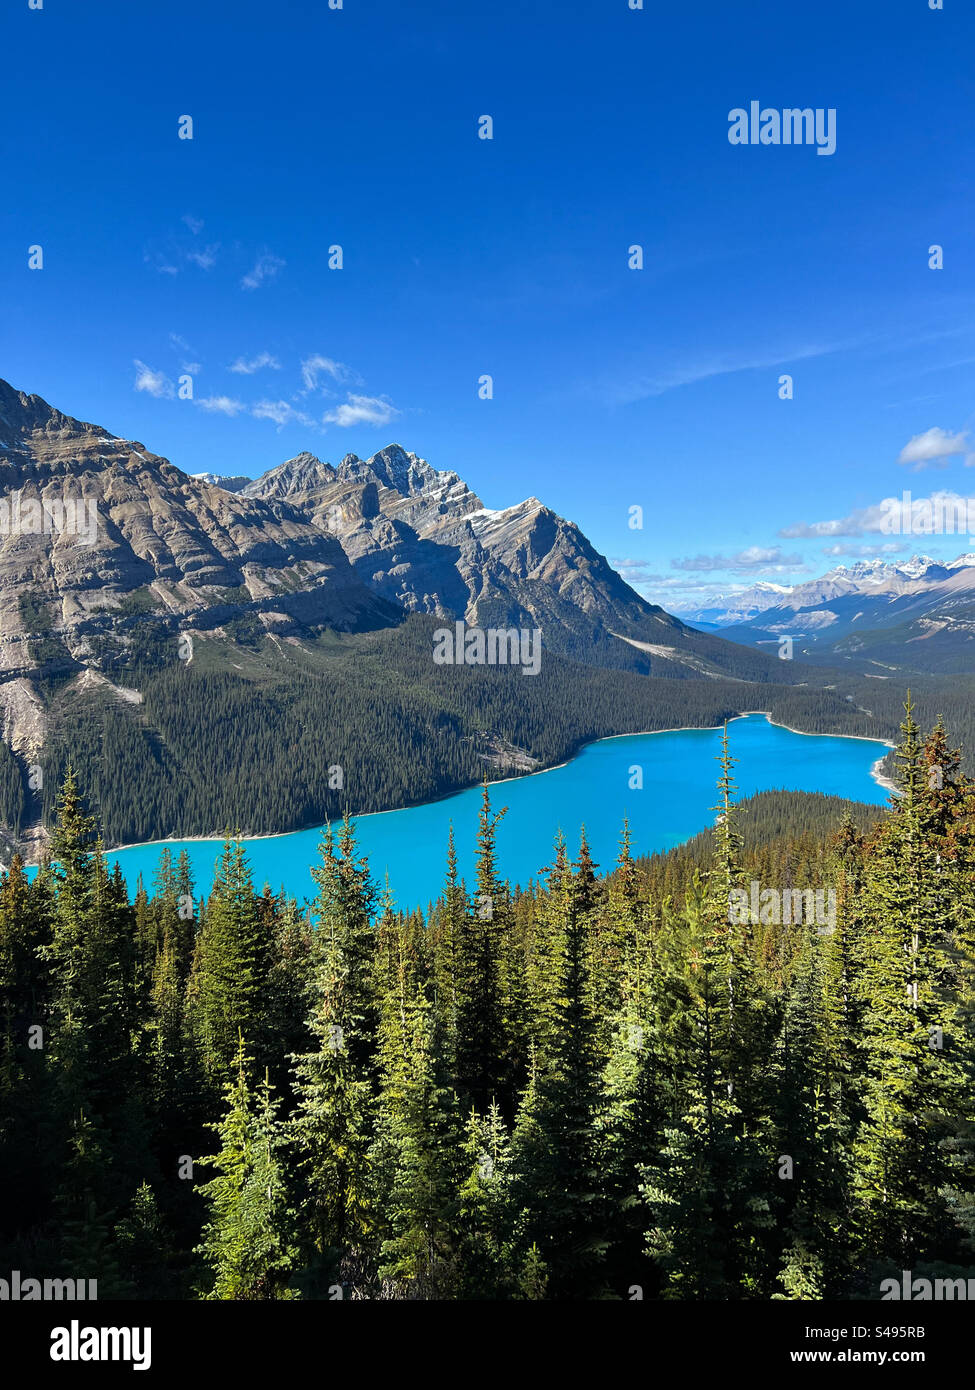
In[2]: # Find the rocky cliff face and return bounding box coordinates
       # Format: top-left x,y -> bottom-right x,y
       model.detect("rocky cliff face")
0,377 -> 781,777
0,378 -> 399,687
243,444 -> 679,655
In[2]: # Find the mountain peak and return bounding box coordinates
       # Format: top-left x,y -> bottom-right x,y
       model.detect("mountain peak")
0,375 -> 113,450
286,450 -> 327,469
895,554 -> 942,580
242,451 -> 337,501
336,444 -> 437,497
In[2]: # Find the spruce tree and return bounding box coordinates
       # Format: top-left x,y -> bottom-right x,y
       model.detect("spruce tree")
196,1037 -> 298,1300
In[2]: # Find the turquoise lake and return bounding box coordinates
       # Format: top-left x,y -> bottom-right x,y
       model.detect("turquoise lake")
102,714 -> 892,911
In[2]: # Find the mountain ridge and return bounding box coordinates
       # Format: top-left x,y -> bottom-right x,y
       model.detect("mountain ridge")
229,444 -> 790,679
692,550 -> 975,674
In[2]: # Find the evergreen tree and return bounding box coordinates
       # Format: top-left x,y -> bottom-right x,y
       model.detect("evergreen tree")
290,823 -> 379,1291
509,832 -> 608,1298
196,1037 -> 298,1300
185,838 -> 267,1083
456,784 -> 510,1114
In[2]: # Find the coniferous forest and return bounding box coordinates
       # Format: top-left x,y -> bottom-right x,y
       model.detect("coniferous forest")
1,700 -> 973,1301
11,613 -> 975,851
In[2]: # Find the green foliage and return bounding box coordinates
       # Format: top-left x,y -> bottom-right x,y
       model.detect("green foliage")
2,707 -> 975,1299
195,1040 -> 299,1300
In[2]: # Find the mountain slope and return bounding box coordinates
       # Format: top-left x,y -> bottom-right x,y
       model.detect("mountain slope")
241,446 -> 789,680
0,378 -> 398,681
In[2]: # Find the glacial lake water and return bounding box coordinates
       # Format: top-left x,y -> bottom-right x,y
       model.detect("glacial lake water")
101,714 -> 892,912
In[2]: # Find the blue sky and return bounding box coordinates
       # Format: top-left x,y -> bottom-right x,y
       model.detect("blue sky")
3,0 -> 974,611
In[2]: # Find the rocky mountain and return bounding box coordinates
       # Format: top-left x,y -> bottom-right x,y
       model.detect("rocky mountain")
0,379 -> 789,687
238,445 -> 784,677
191,471 -> 251,493
704,553 -> 975,674
0,375 -> 800,823
684,581 -> 794,627
0,377 -> 399,753
683,556 -> 969,627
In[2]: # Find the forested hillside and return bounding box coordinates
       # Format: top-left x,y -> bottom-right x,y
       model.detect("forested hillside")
2,702 -> 972,1299
633,787 -> 886,907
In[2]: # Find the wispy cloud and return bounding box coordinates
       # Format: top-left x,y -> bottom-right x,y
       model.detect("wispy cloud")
251,399 -> 316,429
671,545 -> 803,573
299,355 -> 361,393
185,244 -> 220,271
611,558 -> 664,585
133,360 -> 175,399
898,426 -> 970,469
229,352 -> 282,375
611,565 -> 769,613
241,252 -> 285,291
781,490 -> 975,538
323,393 -> 400,428
590,336 -> 871,407
197,396 -> 246,416
182,214 -> 204,234
145,237 -> 218,277
169,333 -> 201,375
134,345 -> 401,439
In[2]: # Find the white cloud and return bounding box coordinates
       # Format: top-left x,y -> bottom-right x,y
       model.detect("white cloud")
145,238 -> 216,276
611,558 -> 664,584
185,244 -> 219,270
229,352 -> 282,375
299,355 -> 360,393
251,399 -> 316,429
898,426 -> 969,469
197,396 -> 246,416
592,336 -> 871,407
780,505 -> 891,538
241,253 -> 285,291
182,214 -> 204,234
782,490 -> 975,538
133,360 -> 174,399
323,393 -> 400,428
671,545 -> 803,573
168,333 -> 201,375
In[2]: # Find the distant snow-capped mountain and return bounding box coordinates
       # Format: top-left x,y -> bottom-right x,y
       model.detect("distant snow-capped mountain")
190,471 -> 251,493
689,552 -> 975,675
683,581 -> 793,626
684,554 -> 972,626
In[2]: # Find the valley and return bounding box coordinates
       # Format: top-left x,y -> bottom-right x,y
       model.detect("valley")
2,376 -> 975,865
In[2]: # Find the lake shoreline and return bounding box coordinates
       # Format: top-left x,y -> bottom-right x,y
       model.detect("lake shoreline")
86,711 -> 895,861
733,711 -> 898,796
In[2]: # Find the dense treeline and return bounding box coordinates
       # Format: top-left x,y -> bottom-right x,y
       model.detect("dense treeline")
633,788 -> 885,909
2,700 -> 973,1299
0,740 -> 26,837
15,614 -> 967,847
